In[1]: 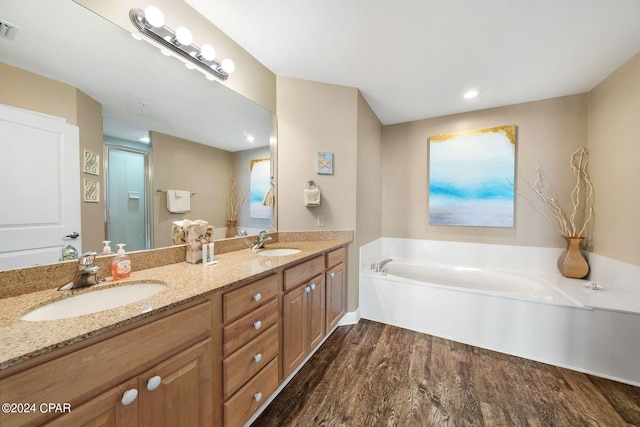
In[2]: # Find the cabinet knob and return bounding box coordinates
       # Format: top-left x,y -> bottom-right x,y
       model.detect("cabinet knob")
310,283 -> 316,290
146,375 -> 162,391
253,320 -> 262,330
121,389 -> 138,406
253,293 -> 262,302
329,272 -> 336,278
304,286 -> 311,293
254,392 -> 263,402
253,353 -> 262,363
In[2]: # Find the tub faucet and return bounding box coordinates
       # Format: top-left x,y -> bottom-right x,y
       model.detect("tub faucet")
58,251 -> 105,291
252,230 -> 272,251
371,258 -> 393,273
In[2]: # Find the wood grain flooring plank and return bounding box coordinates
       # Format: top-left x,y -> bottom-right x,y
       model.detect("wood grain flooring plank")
253,320 -> 640,427
405,330 -> 434,427
588,375 -> 640,426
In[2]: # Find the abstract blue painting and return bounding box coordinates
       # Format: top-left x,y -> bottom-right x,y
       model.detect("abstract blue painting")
428,125 -> 516,227
249,158 -> 272,219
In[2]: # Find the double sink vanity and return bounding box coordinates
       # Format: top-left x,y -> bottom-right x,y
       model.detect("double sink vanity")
0,232 -> 352,426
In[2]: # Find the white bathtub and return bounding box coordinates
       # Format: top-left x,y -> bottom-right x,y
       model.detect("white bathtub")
359,238 -> 640,386
379,261 -> 580,305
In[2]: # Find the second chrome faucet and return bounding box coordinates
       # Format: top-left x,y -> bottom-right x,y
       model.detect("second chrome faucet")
252,230 -> 272,251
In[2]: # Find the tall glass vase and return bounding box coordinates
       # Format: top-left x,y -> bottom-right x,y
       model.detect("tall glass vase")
557,236 -> 589,279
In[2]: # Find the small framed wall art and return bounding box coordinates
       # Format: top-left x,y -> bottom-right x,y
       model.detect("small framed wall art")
83,178 -> 100,203
317,151 -> 333,175
83,149 -> 100,175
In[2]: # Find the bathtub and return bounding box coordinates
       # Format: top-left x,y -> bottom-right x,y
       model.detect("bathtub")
378,261 -> 580,305
359,238 -> 640,386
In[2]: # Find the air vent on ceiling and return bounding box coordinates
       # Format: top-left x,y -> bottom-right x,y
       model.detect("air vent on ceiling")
0,18 -> 21,41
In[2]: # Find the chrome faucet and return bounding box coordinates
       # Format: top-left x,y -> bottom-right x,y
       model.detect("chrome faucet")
370,258 -> 393,273
58,251 -> 105,291
252,230 -> 272,251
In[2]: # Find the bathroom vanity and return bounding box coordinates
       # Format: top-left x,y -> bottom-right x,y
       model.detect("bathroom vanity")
0,235 -> 351,427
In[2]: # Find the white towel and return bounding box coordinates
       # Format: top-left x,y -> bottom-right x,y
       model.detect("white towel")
304,188 -> 321,207
167,189 -> 191,213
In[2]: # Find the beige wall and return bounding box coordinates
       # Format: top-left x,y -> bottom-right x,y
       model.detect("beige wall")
382,94 -> 589,248
152,131 -> 233,248
0,62 -> 105,253
276,77 -> 383,311
0,62 -> 77,124
354,92 -> 383,309
588,52 -> 640,266
74,0 -> 276,113
276,77 -> 359,232
76,91 -> 105,252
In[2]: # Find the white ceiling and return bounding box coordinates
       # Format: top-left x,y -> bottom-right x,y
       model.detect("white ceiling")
186,0 -> 640,125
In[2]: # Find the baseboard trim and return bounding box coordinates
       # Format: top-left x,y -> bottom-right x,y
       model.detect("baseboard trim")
337,308 -> 361,326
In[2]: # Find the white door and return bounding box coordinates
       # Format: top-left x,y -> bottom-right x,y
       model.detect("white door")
0,104 -> 81,270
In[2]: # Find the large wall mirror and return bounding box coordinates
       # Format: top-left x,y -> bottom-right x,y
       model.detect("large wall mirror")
0,0 -> 276,271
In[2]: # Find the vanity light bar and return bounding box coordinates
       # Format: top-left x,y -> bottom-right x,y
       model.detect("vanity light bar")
129,8 -> 232,81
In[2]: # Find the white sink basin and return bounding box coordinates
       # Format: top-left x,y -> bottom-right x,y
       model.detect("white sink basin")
21,283 -> 167,322
256,248 -> 301,257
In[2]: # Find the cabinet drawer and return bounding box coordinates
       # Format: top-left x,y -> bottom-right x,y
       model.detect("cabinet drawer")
326,246 -> 346,269
223,357 -> 279,427
223,299 -> 278,357
223,274 -> 278,324
0,302 -> 211,427
283,255 -> 323,292
223,324 -> 278,400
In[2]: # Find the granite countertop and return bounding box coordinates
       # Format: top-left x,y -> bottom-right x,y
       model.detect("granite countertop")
0,239 -> 350,371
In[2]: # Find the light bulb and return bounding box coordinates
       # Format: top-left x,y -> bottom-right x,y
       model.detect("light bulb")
200,44 -> 216,61
144,5 -> 165,28
221,58 -> 235,74
175,26 -> 193,46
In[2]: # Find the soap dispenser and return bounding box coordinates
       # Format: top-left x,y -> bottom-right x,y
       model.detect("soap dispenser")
101,240 -> 112,255
111,243 -> 131,280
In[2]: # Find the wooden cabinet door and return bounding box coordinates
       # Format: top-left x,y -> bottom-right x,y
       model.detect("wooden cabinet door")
326,262 -> 346,331
308,274 -> 326,351
45,378 -> 139,427
282,285 -> 307,377
139,339 -> 213,427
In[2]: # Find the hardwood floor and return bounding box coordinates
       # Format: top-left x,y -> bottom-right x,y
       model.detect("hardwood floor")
253,320 -> 640,426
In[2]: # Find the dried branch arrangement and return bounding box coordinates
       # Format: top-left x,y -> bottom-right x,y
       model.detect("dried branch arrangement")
519,146 -> 594,238
226,179 -> 248,221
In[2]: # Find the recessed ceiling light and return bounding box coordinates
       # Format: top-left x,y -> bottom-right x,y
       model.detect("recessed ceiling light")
463,89 -> 479,99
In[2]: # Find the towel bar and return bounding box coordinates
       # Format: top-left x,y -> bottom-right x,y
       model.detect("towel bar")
156,188 -> 196,196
